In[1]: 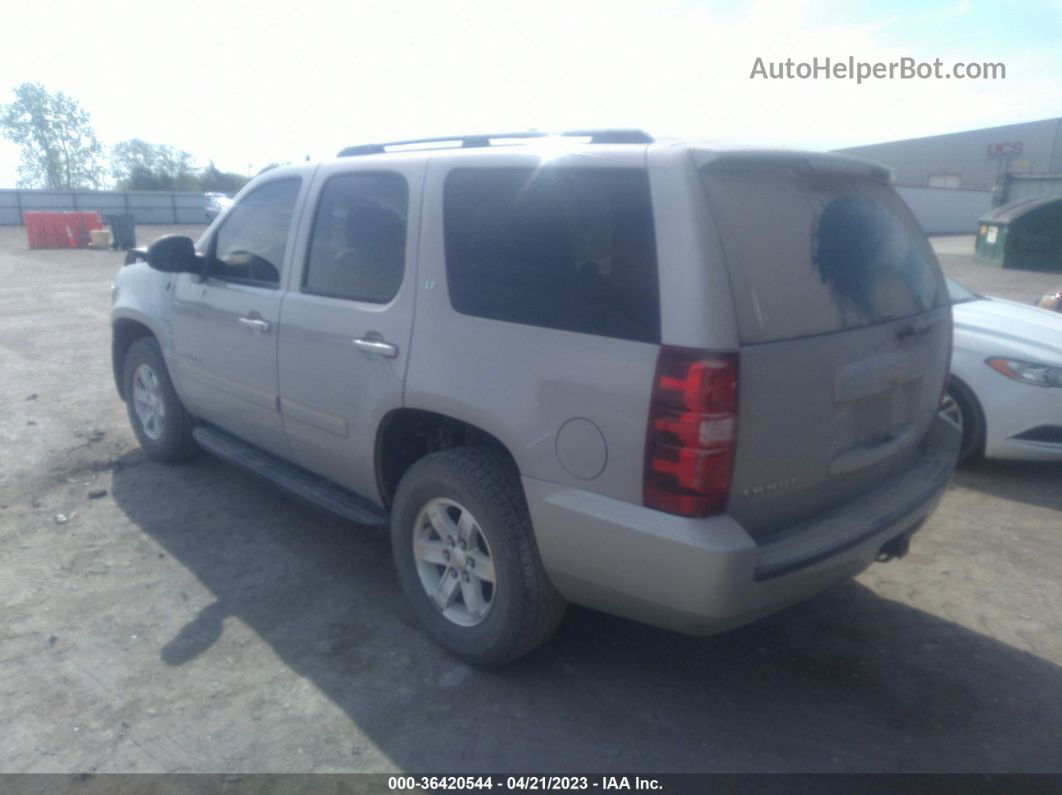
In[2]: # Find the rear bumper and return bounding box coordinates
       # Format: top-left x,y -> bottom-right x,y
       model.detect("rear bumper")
526,413 -> 959,635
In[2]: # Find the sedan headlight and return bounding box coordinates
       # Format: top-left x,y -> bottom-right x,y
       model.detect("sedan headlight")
986,357 -> 1062,387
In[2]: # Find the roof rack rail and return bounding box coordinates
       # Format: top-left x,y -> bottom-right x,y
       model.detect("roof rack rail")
337,128 -> 653,157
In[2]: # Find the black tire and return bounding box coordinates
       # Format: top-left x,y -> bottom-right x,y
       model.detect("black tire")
391,447 -> 566,665
947,380 -> 985,463
123,337 -> 200,463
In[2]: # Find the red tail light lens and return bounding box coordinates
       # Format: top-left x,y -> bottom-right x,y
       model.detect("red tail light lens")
644,347 -> 738,517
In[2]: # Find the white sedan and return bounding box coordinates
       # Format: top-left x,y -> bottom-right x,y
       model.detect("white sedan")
204,193 -> 234,223
944,277 -> 1062,462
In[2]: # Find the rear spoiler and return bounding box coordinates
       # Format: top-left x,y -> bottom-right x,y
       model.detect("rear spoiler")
698,150 -> 893,184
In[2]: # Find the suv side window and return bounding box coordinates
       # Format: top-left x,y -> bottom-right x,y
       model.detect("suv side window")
303,172 -> 408,303
208,178 -> 301,288
443,167 -> 660,344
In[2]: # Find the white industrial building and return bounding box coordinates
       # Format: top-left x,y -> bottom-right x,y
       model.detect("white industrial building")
836,117 -> 1062,234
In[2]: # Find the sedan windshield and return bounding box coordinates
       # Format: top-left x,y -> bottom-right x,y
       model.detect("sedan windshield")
945,277 -> 982,304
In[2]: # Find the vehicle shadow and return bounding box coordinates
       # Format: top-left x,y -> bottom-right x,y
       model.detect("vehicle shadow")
953,458 -> 1062,512
111,450 -> 1062,773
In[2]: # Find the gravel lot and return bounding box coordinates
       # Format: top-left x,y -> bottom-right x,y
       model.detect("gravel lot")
1,225 -> 1060,774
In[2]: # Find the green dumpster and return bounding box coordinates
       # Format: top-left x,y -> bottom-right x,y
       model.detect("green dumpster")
975,195 -> 1062,271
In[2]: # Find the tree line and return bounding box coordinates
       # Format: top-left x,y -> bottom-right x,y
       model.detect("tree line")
0,82 -> 255,194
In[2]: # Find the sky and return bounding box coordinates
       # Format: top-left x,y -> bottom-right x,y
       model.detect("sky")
1,0 -> 1060,187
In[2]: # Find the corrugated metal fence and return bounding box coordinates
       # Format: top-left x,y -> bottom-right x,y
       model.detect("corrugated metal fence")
0,189 -> 207,225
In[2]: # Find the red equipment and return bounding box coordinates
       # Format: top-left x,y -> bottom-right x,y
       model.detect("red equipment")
24,211 -> 103,249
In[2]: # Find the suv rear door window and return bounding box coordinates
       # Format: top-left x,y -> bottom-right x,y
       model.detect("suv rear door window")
303,172 -> 409,303
444,167 -> 660,344
209,178 -> 301,288
702,162 -> 946,344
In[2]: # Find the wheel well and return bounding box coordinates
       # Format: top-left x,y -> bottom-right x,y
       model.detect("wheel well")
112,319 -> 155,400
375,409 -> 516,508
947,374 -> 987,455
947,374 -> 983,419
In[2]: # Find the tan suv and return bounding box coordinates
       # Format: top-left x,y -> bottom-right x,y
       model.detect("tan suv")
111,130 -> 960,664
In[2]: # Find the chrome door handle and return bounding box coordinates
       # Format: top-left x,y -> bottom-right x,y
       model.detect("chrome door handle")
353,337 -> 399,358
238,316 -> 271,333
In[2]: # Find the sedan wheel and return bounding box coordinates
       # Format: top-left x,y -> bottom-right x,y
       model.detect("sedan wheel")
944,383 -> 985,463
940,392 -> 963,431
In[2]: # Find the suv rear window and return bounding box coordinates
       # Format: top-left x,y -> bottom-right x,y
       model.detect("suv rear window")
702,162 -> 947,344
444,167 -> 660,344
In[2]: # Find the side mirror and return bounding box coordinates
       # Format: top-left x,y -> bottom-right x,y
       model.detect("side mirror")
146,235 -> 199,274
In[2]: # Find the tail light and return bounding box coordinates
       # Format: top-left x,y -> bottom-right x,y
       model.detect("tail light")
643,346 -> 738,517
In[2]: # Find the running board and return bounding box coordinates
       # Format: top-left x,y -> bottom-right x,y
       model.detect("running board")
192,426 -> 389,527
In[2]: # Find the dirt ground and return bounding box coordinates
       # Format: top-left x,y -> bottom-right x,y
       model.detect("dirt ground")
1,225 -> 1060,774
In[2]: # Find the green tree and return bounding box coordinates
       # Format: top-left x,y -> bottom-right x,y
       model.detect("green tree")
112,138 -> 199,191
0,82 -> 105,189
198,161 -> 251,194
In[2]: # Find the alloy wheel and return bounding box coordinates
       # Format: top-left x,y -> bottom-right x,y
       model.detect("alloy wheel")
412,498 -> 497,627
132,363 -> 166,441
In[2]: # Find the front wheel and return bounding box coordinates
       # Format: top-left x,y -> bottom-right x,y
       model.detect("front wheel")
942,381 -> 985,463
391,447 -> 566,665
123,337 -> 200,462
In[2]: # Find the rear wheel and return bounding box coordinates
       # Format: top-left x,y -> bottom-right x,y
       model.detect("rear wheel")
123,338 -> 200,462
943,381 -> 985,463
391,447 -> 566,665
